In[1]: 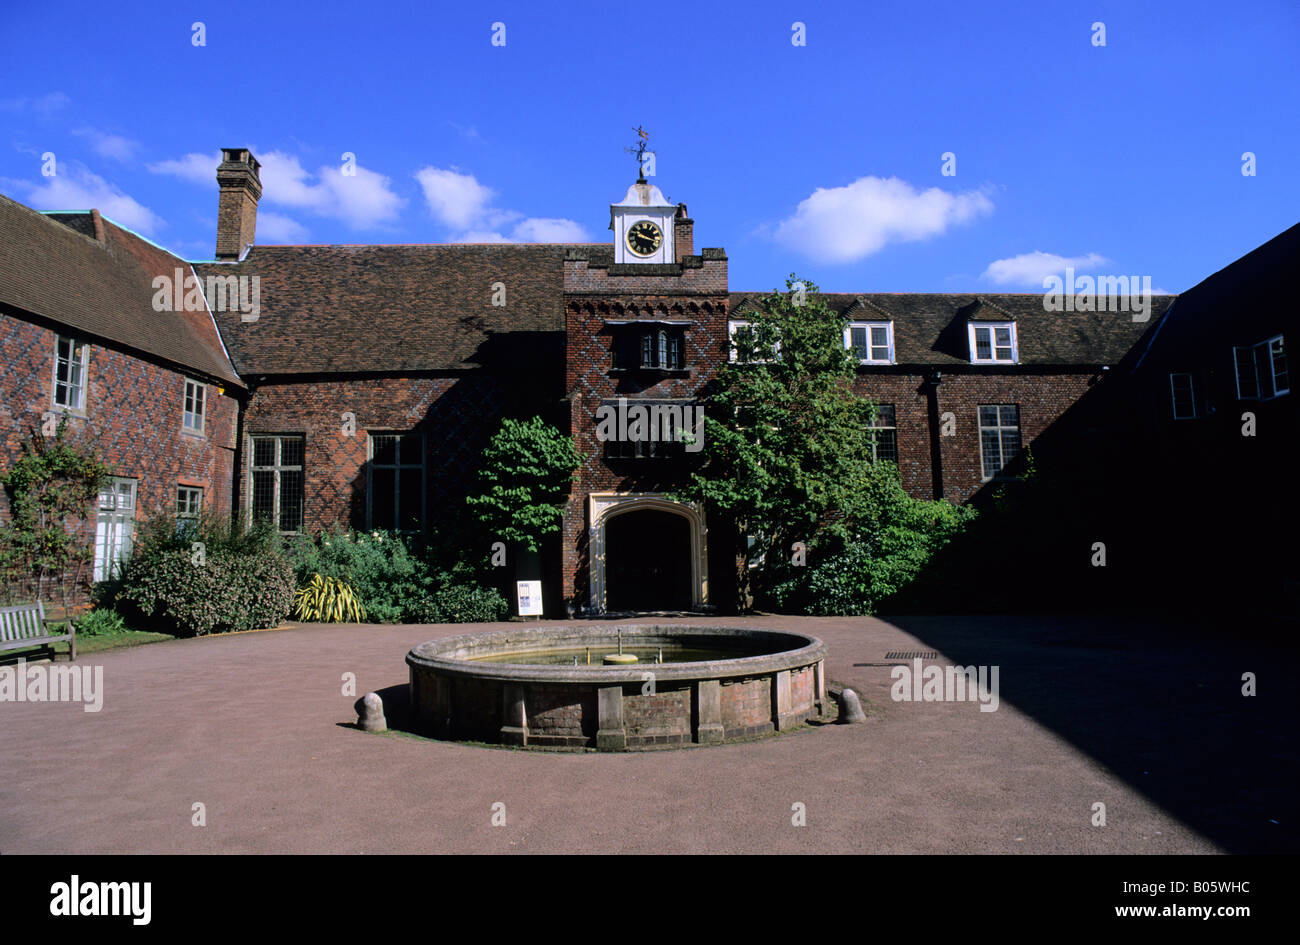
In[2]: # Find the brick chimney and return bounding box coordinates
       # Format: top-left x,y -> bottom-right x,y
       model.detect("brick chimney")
215,147 -> 262,260
674,203 -> 694,262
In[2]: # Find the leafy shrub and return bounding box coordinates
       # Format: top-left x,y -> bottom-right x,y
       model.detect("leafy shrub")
294,574 -> 367,623
115,510 -> 294,636
74,607 -> 128,636
284,529 -> 506,623
765,481 -> 976,616
117,547 -> 294,637
404,570 -> 509,623
285,529 -> 429,623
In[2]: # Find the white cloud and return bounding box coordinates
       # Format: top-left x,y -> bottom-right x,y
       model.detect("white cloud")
456,229 -> 511,244
416,165 -> 588,242
982,251 -> 1109,287
149,149 -> 405,229
772,176 -> 993,263
258,151 -> 404,229
509,217 -> 589,243
147,151 -> 221,186
13,166 -> 162,235
71,127 -> 138,161
414,166 -> 496,229
0,91 -> 71,116
256,211 -> 310,243
454,218 -> 591,243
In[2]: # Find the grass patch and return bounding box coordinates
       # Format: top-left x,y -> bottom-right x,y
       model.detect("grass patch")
74,629 -> 173,655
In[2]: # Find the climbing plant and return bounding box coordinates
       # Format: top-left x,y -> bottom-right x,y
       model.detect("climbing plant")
0,419 -> 112,608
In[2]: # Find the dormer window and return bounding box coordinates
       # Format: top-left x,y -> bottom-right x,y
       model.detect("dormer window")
969,322 -> 1017,363
728,319 -> 780,363
845,322 -> 894,364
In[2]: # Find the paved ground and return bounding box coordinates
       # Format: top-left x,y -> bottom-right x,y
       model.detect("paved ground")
1,614 -> 1294,854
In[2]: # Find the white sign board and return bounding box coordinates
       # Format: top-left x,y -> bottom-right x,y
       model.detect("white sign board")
516,580 -> 543,617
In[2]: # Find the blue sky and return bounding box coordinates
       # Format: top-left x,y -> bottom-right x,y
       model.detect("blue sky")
1,0 -> 1296,294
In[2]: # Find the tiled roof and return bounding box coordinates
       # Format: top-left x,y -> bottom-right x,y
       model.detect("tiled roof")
0,194 -> 243,386
728,291 -> 1175,366
194,244 -> 597,376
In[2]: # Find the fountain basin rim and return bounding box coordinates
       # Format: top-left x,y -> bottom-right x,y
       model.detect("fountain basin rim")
405,624 -> 827,684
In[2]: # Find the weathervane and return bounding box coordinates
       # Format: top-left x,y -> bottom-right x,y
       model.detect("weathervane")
624,125 -> 651,182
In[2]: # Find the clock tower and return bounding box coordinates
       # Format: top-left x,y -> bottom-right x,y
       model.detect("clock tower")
610,178 -> 677,265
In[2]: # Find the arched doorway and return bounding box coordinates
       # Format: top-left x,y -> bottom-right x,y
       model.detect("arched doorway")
605,509 -> 692,612
587,493 -> 709,614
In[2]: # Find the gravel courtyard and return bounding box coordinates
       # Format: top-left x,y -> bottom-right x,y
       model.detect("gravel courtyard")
1,614 -> 1293,854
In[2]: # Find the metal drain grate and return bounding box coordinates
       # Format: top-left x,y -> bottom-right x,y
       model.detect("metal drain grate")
884,651 -> 938,660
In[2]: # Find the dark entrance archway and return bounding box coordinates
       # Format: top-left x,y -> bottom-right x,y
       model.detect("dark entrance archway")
604,509 -> 692,612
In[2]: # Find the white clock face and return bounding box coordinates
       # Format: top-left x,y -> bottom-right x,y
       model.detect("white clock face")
626,220 -> 663,256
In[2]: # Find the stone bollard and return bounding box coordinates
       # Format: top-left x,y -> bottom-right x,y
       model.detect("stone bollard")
839,688 -> 867,724
356,692 -> 387,733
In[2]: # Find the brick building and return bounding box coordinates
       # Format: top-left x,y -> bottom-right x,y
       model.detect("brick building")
0,194 -> 243,604
1,147 -> 1290,615
1110,222 -> 1298,612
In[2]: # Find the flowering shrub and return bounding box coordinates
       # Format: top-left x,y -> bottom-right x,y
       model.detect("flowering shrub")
117,547 -> 294,636
114,510 -> 294,636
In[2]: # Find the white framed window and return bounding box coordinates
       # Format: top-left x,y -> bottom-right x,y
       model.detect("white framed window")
183,379 -> 206,433
250,435 -> 304,533
1169,373 -> 1197,420
845,322 -> 894,364
978,405 -> 1021,481
368,432 -> 424,532
728,319 -> 750,362
93,478 -> 136,582
868,404 -> 898,463
968,322 -> 1017,364
177,485 -> 203,518
53,336 -> 89,410
1235,335 -> 1289,400
728,319 -> 779,363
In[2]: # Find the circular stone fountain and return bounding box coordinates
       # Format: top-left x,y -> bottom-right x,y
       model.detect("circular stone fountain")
406,625 -> 828,750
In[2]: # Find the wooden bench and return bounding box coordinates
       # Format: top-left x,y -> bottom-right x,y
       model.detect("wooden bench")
0,601 -> 76,661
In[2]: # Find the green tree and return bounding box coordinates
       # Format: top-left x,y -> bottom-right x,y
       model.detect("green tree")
466,416 -> 580,555
0,420 -> 112,608
678,275 -> 972,612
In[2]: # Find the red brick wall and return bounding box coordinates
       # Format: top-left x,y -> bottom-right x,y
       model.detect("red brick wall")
720,677 -> 772,731
0,311 -> 238,605
930,372 -> 1094,503
790,664 -> 814,713
852,371 -> 1098,504
239,374 -> 515,534
525,684 -> 595,737
623,686 -> 691,738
